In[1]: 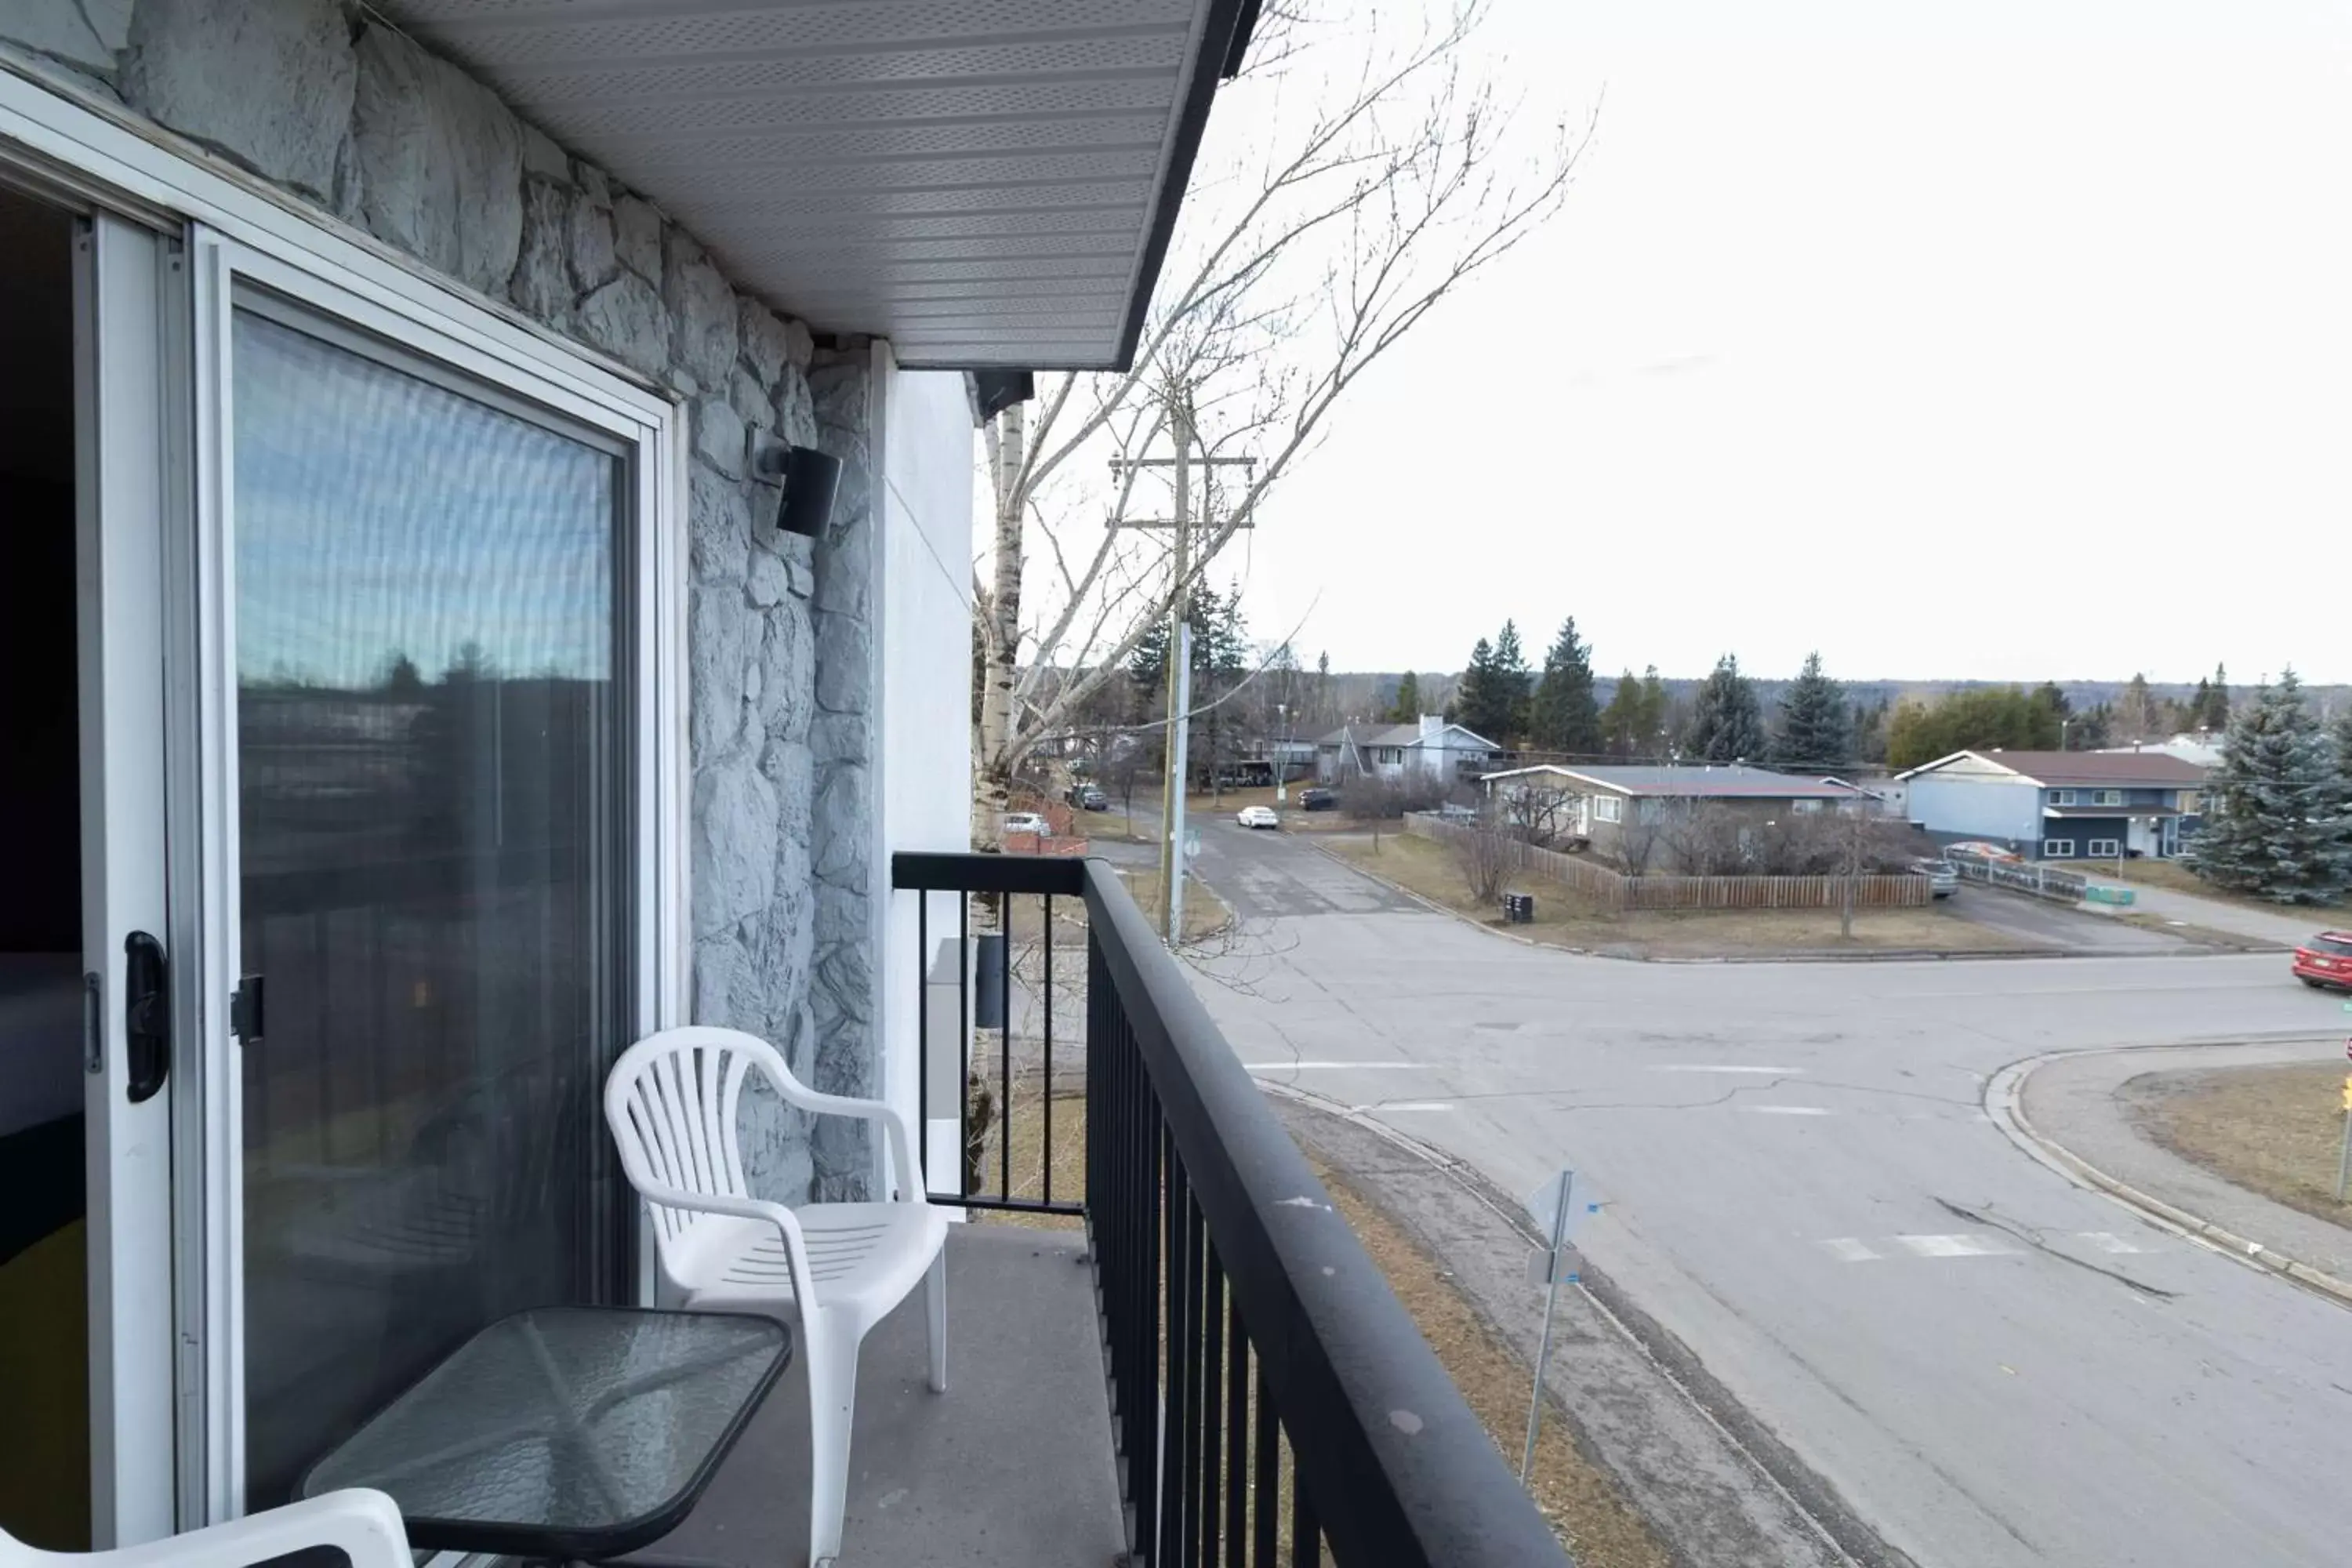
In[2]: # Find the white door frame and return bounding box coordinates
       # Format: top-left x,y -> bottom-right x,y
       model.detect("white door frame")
186,227 -> 688,1520
76,207 -> 180,1552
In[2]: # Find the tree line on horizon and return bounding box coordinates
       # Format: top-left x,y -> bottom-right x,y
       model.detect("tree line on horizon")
1382,619 -> 2255,775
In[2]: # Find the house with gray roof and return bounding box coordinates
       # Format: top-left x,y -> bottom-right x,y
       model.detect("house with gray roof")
1895,750 -> 2209,860
1315,715 -> 1503,786
1477,764 -> 1867,868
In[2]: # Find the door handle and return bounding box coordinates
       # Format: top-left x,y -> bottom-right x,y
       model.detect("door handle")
125,931 -> 169,1103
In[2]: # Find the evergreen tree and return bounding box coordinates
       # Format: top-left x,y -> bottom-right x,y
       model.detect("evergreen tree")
1638,666 -> 1670,757
2201,663 -> 2230,731
1682,655 -> 1766,763
1768,652 -> 1849,770
1388,670 -> 1424,724
1527,617 -> 1601,753
2030,681 -> 2072,748
1454,626 -> 1530,742
2186,670 -> 2351,903
1490,619 -> 1534,741
1851,696 -> 1890,765
2071,702 -> 2114,750
1454,637 -> 1498,736
1599,670 -> 1643,758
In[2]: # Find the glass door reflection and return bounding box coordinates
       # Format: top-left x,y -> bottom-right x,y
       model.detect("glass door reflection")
230,303 -> 630,1505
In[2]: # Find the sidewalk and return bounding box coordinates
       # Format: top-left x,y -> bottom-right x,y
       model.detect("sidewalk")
2096,880 -> 2330,949
2014,1040 -> 2352,1290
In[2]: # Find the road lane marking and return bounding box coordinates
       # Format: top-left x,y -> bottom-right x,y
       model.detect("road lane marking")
2078,1232 -> 2154,1254
1739,1105 -> 1835,1116
1367,1102 -> 1455,1113
1824,1232 -> 2155,1262
1650,1065 -> 1802,1074
1893,1233 -> 2023,1258
1242,1061 -> 1428,1072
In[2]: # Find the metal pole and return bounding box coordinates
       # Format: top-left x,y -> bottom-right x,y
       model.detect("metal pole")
2336,1101 -> 2350,1203
1156,397 -> 1194,927
1167,623 -> 1193,946
1520,1171 -> 1573,1484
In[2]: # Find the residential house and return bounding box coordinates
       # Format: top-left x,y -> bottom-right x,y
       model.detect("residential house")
0,6 -> 1561,1566
1820,773 -> 1908,818
1479,764 -> 1864,867
1896,750 -> 2209,859
2096,735 -> 2224,768
1315,714 -> 1504,785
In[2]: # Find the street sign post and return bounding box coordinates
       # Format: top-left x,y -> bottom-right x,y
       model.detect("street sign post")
1520,1171 -> 1598,1485
2337,1074 -> 2352,1203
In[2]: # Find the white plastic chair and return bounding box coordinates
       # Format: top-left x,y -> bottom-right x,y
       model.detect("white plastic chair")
0,1491 -> 409,1568
604,1025 -> 949,1568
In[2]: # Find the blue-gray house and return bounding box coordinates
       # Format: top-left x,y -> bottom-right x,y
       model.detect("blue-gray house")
1896,749 -> 2210,860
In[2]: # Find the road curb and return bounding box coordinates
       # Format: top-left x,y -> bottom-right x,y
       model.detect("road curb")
1984,1047 -> 2352,1309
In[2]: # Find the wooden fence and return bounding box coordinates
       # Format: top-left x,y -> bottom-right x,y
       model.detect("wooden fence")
1404,814 -> 1930,911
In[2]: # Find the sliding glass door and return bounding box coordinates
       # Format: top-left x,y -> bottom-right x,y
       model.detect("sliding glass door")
226,294 -> 633,1506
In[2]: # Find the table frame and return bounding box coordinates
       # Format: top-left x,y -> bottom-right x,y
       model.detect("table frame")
298,1305 -> 791,1562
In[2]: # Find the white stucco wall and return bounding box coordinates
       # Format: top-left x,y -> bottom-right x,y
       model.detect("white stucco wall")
873,348 -> 977,1185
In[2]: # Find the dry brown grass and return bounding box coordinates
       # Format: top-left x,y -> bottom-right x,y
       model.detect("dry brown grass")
2122,1062 -> 2352,1229
1307,1155 -> 1672,1567
964,1092 -> 1663,1563
1073,805 -> 1152,843
1116,867 -> 1232,944
965,1080 -> 1087,1232
1330,833 -> 2034,958
1187,784 -> 1283,811
2071,855 -> 2352,917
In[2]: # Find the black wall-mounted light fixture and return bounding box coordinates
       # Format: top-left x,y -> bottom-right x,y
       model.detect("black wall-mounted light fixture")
757,444 -> 842,539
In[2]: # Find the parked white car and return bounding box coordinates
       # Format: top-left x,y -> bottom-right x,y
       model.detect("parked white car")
1001,812 -> 1049,837
1236,805 -> 1279,829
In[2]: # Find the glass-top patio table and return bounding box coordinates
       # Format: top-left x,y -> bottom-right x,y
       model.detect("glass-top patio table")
301,1305 -> 791,1562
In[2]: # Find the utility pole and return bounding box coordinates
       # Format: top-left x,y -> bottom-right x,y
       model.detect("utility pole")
1109,389 -> 1255,947
1160,401 -> 1192,945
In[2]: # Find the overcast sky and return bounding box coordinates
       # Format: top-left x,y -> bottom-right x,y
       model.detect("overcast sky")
1204,0 -> 2350,686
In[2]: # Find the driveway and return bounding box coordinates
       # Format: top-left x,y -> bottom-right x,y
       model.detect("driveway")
1941,883 -> 2194,954
1183,825 -> 2350,1568
2106,880 -> 2330,949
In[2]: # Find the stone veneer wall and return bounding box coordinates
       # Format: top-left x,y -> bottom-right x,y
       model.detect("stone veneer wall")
1,0 -> 880,1202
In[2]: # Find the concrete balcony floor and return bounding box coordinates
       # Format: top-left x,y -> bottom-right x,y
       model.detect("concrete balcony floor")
620,1225 -> 1124,1568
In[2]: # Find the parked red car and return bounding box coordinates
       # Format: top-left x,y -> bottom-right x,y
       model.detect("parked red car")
2291,931 -> 2352,991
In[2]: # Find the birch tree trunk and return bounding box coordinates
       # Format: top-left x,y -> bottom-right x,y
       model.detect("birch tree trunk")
975,401 -> 1025,848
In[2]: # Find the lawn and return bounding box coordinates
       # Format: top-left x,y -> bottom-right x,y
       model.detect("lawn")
1117,866 -> 1232,944
1330,833 -> 2036,959
1073,804 -> 1152,843
2060,855 -> 2351,917
2121,1062 -> 2352,1230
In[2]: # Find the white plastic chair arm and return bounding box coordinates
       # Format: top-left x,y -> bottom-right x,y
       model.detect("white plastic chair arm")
626,1179 -> 820,1307
89,1490 -> 409,1568
754,1079 -> 922,1205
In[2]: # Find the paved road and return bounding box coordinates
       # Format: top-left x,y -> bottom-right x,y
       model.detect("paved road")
1182,821 -> 2352,1568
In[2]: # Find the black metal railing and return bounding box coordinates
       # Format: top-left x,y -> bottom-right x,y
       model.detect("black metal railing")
890,851 -> 1570,1568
